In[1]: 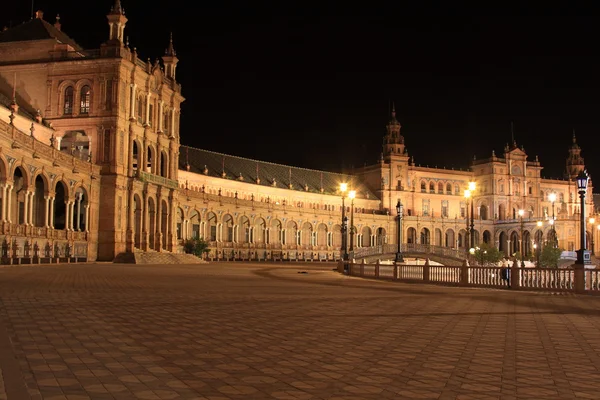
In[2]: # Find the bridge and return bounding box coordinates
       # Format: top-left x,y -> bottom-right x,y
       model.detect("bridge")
351,244 -> 468,266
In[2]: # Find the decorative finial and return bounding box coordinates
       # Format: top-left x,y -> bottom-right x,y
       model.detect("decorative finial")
126,36 -> 129,47
50,133 -> 56,148
54,14 -> 61,31
573,129 -> 577,144
492,150 -> 496,157
165,32 -> 176,56
391,101 -> 396,118
30,122 -> 35,137
110,0 -> 124,15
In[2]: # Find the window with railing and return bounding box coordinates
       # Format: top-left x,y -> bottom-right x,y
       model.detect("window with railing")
64,86 -> 74,115
80,85 -> 91,114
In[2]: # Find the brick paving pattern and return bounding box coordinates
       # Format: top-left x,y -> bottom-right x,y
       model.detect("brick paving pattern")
0,262 -> 599,399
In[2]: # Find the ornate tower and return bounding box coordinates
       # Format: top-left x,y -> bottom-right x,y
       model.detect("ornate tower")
106,0 -> 127,44
566,132 -> 585,179
162,33 -> 179,81
382,103 -> 407,159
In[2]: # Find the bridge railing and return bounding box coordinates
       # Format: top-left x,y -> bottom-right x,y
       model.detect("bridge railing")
341,259 -> 595,295
352,243 -> 467,260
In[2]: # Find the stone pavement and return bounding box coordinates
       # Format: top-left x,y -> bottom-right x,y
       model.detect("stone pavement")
0,263 -> 600,399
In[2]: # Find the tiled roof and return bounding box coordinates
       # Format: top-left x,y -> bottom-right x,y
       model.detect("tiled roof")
180,145 -> 379,200
0,18 -> 82,51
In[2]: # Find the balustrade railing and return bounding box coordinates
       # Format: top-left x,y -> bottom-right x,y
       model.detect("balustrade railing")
137,170 -> 179,189
352,243 -> 467,260
341,259 -> 600,295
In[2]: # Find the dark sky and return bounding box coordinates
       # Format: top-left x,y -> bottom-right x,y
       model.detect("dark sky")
3,2 -> 600,181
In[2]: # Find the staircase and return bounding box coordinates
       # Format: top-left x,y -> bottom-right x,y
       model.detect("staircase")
113,250 -> 206,264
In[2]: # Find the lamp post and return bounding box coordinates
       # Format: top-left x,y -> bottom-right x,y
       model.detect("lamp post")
468,181 -> 476,248
548,192 -> 557,248
576,170 -> 590,265
464,189 -> 471,249
395,200 -> 404,262
518,209 -> 525,268
589,217 -> 595,256
349,190 -> 356,257
340,183 -> 348,261
536,220 -> 543,267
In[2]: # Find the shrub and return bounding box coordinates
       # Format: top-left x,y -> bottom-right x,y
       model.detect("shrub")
183,238 -> 211,258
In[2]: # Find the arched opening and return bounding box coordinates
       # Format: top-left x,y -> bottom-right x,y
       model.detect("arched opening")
161,199 -> 169,249
147,198 -> 156,250
146,145 -> 154,173
407,227 -> 417,244
53,181 -> 67,230
132,141 -> 139,172
445,229 -> 455,248
376,227 -> 386,245
189,211 -> 200,239
239,216 -> 250,243
33,175 -> 46,227
207,212 -> 217,242
255,218 -> 266,243
160,151 -> 168,178
222,214 -> 234,242
332,224 -> 342,248
72,187 -> 88,231
360,226 -> 372,247
176,208 -> 184,241
510,231 -> 519,255
317,223 -> 328,246
420,227 -> 430,245
480,205 -> 488,220
435,228 -> 442,246
286,220 -> 298,246
11,167 -> 26,225
301,222 -> 312,246
134,194 -> 142,248
471,230 -> 480,247
64,86 -> 74,115
499,231 -> 508,255
483,230 -> 491,245
522,231 -> 531,257
80,85 -> 91,114
270,219 -> 282,245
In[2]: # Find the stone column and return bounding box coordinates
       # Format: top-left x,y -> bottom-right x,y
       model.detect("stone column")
0,184 -> 6,222
23,190 -> 29,225
156,194 -> 162,251
141,191 -> 148,250
49,197 -> 55,228
84,205 -> 90,233
126,189 -> 134,252
128,135 -> 135,177
6,184 -> 12,223
76,194 -> 82,231
28,191 -> 34,227
155,141 -> 162,176
44,196 -> 49,227
145,93 -> 151,125
129,83 -> 137,119
158,100 -> 164,133
167,195 -> 175,251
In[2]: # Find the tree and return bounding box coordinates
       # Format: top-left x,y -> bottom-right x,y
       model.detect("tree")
183,238 -> 211,259
473,243 -> 503,266
540,246 -> 563,268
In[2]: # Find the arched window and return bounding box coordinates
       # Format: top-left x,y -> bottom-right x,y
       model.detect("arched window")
446,183 -> 452,194
80,85 -> 91,114
438,182 -> 443,194
429,182 -> 435,193
420,181 -> 426,192
64,86 -> 74,115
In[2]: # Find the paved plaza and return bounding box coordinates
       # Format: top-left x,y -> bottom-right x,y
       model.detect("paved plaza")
0,263 -> 600,399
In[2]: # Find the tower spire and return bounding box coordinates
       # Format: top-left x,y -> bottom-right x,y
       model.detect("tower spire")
105,0 -> 127,45
162,32 -> 179,80
165,32 -> 176,56
110,0 -> 124,15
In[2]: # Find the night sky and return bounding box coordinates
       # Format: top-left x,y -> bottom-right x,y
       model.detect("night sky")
3,2 -> 600,181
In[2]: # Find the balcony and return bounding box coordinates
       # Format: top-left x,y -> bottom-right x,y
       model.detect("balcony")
136,170 -> 179,189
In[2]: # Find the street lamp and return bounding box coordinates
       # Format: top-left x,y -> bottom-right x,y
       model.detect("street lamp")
395,200 -> 404,262
518,209 -> 525,268
576,170 -> 590,265
349,190 -> 356,256
589,217 -> 595,256
533,243 -> 539,267
464,189 -> 471,249
468,181 -> 476,248
340,183 -> 348,261
548,192 -> 557,248
536,220 -> 543,267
